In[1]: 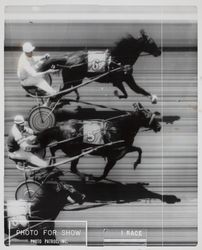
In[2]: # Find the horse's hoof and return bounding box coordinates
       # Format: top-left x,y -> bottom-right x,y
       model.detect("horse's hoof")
93,176 -> 102,182
114,90 -> 119,97
119,96 -> 127,99
84,174 -> 94,182
133,161 -> 140,170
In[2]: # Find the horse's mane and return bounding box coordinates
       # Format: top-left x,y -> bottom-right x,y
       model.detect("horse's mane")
111,34 -> 142,64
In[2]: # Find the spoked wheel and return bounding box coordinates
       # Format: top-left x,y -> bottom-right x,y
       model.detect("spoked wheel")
15,180 -> 41,201
44,73 -> 52,86
28,106 -> 56,132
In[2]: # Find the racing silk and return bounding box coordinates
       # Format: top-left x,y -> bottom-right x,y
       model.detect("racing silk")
83,120 -> 119,145
17,53 -> 43,80
7,125 -> 34,152
60,119 -> 120,145
83,120 -> 105,144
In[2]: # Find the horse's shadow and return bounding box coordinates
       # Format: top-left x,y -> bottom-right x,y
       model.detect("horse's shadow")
55,104 -> 181,124
64,181 -> 181,206
55,106 -> 124,121
154,111 -> 180,124
162,115 -> 180,124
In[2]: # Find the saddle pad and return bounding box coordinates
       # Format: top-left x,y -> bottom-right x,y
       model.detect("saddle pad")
83,120 -> 105,145
87,51 -> 109,73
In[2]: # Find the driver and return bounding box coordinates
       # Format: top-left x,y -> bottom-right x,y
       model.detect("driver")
17,42 -> 58,95
7,115 -> 48,168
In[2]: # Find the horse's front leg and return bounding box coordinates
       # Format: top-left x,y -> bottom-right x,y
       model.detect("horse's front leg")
125,74 -> 151,97
94,158 -> 117,182
128,146 -> 142,170
113,82 -> 128,99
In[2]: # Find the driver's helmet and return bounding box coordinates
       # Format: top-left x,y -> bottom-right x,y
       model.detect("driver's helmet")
14,115 -> 25,125
22,42 -> 35,53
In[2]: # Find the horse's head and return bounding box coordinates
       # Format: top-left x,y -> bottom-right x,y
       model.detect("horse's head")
111,31 -> 161,65
139,29 -> 161,57
133,103 -> 161,132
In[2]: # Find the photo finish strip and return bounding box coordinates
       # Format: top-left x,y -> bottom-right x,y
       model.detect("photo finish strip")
4,3 -> 197,247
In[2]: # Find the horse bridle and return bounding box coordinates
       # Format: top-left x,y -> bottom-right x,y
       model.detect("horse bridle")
133,103 -> 156,126
149,113 -> 156,126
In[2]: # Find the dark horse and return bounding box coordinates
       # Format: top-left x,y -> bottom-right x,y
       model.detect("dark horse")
39,30 -> 161,101
37,103 -> 161,182
4,182 -> 85,245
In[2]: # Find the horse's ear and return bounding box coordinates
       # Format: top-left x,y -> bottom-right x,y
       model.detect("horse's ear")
140,29 -> 148,39
133,103 -> 144,111
133,103 -> 138,110
137,102 -> 144,110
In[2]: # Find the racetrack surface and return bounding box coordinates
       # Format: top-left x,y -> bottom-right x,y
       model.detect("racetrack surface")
4,50 -> 197,246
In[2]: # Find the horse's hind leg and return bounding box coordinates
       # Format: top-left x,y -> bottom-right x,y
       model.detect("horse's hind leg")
70,159 -> 86,180
75,89 -> 80,101
70,159 -> 79,175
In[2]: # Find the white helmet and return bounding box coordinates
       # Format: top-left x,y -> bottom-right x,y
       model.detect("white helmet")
22,42 -> 35,53
14,115 -> 25,124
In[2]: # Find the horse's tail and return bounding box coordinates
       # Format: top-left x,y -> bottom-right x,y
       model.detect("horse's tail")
37,126 -> 60,147
65,51 -> 87,67
38,57 -> 68,72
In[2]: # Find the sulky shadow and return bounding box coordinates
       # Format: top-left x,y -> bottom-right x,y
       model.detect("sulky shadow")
54,102 -> 181,125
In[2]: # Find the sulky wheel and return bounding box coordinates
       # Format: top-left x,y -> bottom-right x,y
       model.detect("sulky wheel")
44,73 -> 52,86
15,180 -> 41,202
28,106 -> 56,132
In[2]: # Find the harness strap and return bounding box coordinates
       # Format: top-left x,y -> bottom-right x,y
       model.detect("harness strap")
149,114 -> 156,125
56,63 -> 85,69
106,113 -> 131,121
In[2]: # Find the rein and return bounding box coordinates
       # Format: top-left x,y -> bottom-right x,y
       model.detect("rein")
139,53 -> 151,57
47,135 -> 82,148
56,63 -> 86,69
106,113 -> 131,122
